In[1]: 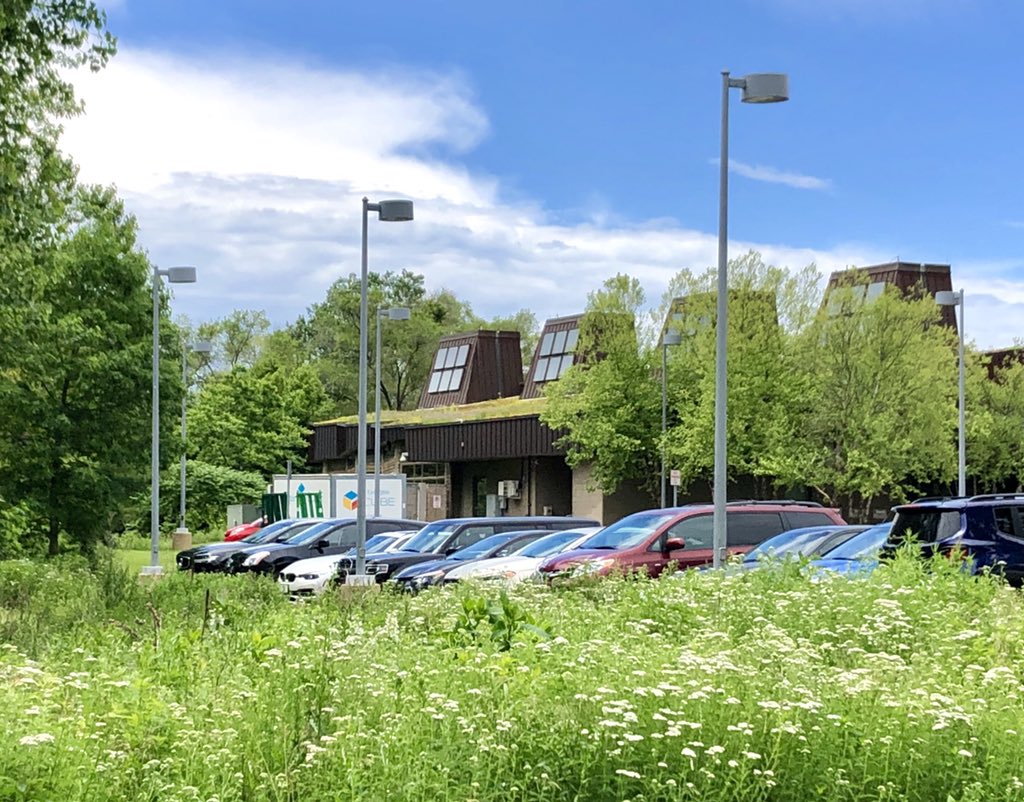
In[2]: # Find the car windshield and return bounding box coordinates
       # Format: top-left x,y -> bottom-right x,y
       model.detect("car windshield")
342,534 -> 393,555
743,528 -> 835,562
579,512 -> 677,551
450,533 -> 517,560
401,522 -> 459,553
247,520 -> 297,543
889,509 -> 962,545
285,521 -> 335,545
824,524 -> 892,560
518,530 -> 585,558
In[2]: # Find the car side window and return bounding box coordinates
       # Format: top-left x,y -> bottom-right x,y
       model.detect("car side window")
367,521 -> 399,536
728,512 -> 786,546
652,514 -> 712,551
785,511 -> 835,529
326,525 -> 355,547
450,525 -> 496,550
994,507 -> 1019,538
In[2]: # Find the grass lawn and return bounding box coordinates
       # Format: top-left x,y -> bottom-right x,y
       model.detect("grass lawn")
115,548 -> 177,574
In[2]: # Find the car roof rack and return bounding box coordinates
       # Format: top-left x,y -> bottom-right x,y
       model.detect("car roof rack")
966,493 -> 1024,502
677,499 -> 824,508
725,499 -> 824,508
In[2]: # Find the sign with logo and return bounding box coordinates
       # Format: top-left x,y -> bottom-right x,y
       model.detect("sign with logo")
270,473 -> 406,519
670,469 -> 681,487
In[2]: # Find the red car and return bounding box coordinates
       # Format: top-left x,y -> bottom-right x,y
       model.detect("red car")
538,501 -> 846,579
224,518 -> 264,542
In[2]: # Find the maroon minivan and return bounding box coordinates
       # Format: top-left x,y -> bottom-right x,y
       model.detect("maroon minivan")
538,501 -> 847,579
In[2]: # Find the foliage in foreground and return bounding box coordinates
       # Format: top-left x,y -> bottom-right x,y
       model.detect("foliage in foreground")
1,555 -> 1023,801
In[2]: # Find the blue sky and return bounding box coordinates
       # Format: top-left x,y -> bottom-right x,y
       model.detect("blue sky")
63,0 -> 1024,348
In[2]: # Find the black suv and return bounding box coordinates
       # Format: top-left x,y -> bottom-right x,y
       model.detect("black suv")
229,517 -> 427,577
339,515 -> 599,583
886,494 -> 1024,584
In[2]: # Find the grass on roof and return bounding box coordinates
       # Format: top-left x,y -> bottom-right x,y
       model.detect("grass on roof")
315,395 -> 548,427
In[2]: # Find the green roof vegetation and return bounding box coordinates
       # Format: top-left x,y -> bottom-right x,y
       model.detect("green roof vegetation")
315,395 -> 548,428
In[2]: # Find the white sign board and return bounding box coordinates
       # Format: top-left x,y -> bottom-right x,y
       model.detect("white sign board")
271,473 -> 406,519
670,469 -> 681,487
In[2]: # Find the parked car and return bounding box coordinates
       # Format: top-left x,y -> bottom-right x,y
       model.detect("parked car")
444,527 -> 601,583
811,523 -> 893,577
176,518 -> 319,572
345,516 -> 600,584
278,531 -> 417,596
391,530 -> 549,591
231,517 -> 426,577
538,501 -> 847,580
224,518 -> 264,542
884,494 -> 1024,584
735,525 -> 869,570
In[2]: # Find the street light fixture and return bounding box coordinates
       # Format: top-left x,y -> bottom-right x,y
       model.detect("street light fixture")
176,338 -> 212,546
355,197 -> 414,581
144,265 -> 198,577
713,71 -> 789,569
660,330 -> 682,508
374,306 -> 411,515
936,289 -> 966,496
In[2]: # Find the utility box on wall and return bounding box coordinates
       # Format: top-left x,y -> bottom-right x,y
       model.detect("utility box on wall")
226,503 -> 261,528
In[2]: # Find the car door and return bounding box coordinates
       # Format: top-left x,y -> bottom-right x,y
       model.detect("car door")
992,506 -> 1024,584
646,514 -> 714,575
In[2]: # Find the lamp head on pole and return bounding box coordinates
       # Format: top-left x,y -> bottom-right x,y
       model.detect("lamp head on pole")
191,339 -> 213,355
385,307 -> 411,321
739,73 -> 789,104
663,331 -> 683,347
375,199 -> 414,222
935,290 -> 963,307
161,266 -> 198,283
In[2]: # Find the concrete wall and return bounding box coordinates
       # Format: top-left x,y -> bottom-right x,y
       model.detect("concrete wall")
571,463 -> 652,525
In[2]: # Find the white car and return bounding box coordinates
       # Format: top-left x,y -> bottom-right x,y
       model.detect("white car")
278,531 -> 416,595
443,527 -> 600,583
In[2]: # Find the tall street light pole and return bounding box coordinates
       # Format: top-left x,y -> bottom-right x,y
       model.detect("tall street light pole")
660,330 -> 682,507
936,289 -> 967,496
375,306 -> 411,516
713,71 -> 789,569
177,339 -> 212,542
356,198 -> 414,580
145,265 -> 198,577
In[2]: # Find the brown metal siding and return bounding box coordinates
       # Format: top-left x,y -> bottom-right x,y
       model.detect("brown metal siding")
522,314 -> 583,399
406,416 -> 565,462
308,422 -> 406,462
418,330 -> 524,408
826,262 -> 957,331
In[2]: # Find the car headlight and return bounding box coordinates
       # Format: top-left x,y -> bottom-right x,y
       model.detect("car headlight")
411,570 -> 444,586
298,573 -> 320,580
243,550 -> 271,567
366,562 -> 388,575
193,553 -> 213,562
573,558 -> 616,575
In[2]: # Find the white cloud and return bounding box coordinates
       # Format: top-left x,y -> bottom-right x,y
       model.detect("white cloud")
60,48 -> 1018,350
720,158 -> 831,191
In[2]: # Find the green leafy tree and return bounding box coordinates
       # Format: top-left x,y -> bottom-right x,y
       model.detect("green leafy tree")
1,0 -> 115,241
297,270 -> 478,416
542,275 -> 661,496
186,368 -> 312,477
0,187 -> 180,554
767,279 -> 957,519
660,252 -> 818,492
965,351 -> 1024,491
196,309 -> 271,370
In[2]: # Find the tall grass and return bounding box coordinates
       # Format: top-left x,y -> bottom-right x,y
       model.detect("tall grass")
1,553 -> 1022,801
